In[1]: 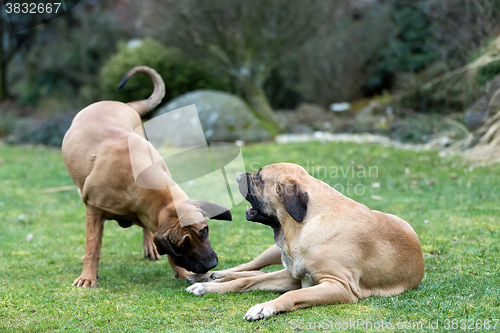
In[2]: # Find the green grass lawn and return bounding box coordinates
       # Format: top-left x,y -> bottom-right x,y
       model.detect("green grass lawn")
0,140 -> 499,332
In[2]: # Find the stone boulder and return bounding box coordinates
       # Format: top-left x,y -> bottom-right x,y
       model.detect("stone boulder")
277,103 -> 333,133
465,74 -> 500,130
153,90 -> 271,142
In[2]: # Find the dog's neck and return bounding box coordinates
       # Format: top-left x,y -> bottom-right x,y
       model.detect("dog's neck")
156,199 -> 186,231
135,174 -> 193,231
275,207 -> 302,252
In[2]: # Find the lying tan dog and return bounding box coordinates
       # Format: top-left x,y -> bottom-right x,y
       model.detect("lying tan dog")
187,163 -> 424,320
62,66 -> 231,288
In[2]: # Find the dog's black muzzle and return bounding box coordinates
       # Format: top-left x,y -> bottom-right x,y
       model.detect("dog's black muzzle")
237,172 -> 277,226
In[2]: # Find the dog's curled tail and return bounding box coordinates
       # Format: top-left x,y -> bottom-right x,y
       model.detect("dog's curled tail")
118,66 -> 166,117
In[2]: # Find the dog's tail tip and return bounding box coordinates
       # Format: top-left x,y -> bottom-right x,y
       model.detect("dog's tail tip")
119,66 -> 165,116
118,77 -> 129,90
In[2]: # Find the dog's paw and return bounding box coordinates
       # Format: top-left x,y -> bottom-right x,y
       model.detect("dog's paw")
187,271 -> 235,284
209,270 -> 265,282
187,273 -> 211,284
185,283 -> 207,296
143,241 -> 161,261
174,268 -> 194,280
208,271 -> 229,282
72,275 -> 97,288
244,303 -> 276,321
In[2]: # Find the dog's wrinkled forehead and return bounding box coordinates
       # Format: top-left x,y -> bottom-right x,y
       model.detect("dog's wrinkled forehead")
174,221 -> 206,239
248,163 -> 310,223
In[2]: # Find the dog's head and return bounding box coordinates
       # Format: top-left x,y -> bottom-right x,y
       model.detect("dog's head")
237,163 -> 309,232
153,200 -> 231,274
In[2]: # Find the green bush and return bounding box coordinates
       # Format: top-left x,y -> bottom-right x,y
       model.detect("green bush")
394,62 -> 477,113
365,0 -> 439,95
476,61 -> 500,86
100,39 -> 234,108
7,112 -> 76,146
0,109 -> 18,137
263,67 -> 303,109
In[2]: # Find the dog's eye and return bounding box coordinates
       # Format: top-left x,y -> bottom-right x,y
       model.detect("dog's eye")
201,227 -> 208,239
179,239 -> 190,251
256,174 -> 262,182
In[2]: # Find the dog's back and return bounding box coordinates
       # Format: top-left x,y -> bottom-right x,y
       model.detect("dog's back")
62,67 -> 165,191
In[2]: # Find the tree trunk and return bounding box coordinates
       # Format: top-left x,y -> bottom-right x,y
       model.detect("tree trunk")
240,77 -> 284,131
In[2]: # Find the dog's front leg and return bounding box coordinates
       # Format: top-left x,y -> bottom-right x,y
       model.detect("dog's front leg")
186,268 -> 300,296
167,255 -> 193,280
228,244 -> 283,272
244,279 -> 359,321
73,207 -> 105,287
188,244 -> 283,283
142,228 -> 161,260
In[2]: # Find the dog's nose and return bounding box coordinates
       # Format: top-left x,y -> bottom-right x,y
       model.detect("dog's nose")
205,256 -> 218,271
236,174 -> 244,182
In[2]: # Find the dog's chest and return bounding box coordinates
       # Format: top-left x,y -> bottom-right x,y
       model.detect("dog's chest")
281,250 -> 315,287
281,250 -> 294,272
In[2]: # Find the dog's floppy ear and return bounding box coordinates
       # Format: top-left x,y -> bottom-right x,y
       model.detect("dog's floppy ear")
153,229 -> 179,256
190,200 -> 232,221
278,176 -> 309,222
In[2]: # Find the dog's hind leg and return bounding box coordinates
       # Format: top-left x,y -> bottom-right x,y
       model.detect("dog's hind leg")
244,279 -> 359,321
188,245 -> 283,283
142,228 -> 161,260
73,206 -> 105,288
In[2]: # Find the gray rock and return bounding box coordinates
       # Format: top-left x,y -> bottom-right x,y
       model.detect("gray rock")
465,97 -> 488,131
277,103 -> 332,133
154,90 -> 271,142
465,74 -> 500,130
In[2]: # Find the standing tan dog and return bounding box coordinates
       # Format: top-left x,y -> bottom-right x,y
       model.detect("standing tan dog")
187,163 -> 424,320
62,66 -> 231,288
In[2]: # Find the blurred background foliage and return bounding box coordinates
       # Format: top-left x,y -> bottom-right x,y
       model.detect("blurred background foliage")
1,0 -> 500,145
100,39 -> 234,105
